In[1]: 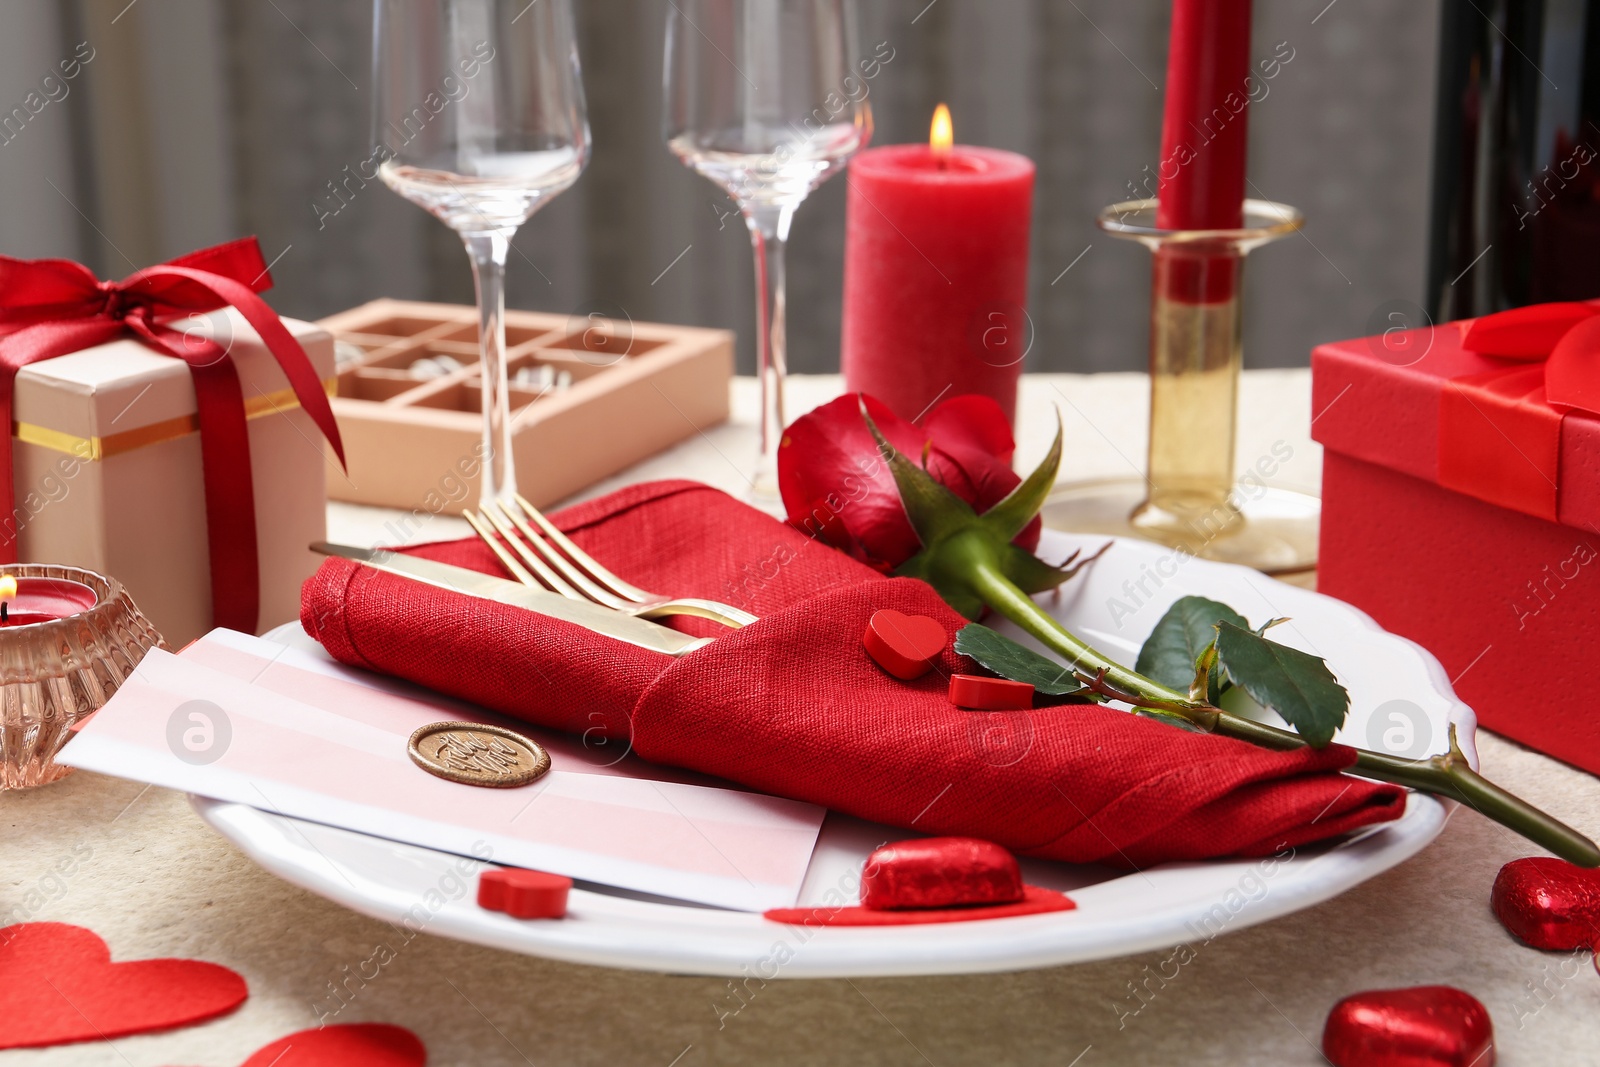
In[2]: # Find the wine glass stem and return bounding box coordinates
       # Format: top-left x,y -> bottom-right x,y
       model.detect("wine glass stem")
464,229 -> 518,507
746,205 -> 793,486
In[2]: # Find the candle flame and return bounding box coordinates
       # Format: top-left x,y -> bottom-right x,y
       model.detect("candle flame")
0,575 -> 15,602
930,103 -> 953,156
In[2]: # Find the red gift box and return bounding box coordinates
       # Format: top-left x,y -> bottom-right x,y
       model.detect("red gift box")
1313,303 -> 1600,775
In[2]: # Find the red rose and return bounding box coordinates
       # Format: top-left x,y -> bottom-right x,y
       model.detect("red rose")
778,393 -> 1041,571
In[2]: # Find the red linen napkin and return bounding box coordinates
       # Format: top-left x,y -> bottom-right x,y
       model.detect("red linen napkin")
302,480 -> 1404,868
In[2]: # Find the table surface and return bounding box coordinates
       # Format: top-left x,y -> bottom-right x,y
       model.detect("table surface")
7,373 -> 1596,1066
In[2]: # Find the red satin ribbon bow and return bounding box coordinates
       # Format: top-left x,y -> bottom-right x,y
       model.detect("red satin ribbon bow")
0,237 -> 345,632
1440,300 -> 1600,522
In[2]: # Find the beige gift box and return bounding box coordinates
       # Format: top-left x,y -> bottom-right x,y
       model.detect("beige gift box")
11,309 -> 335,647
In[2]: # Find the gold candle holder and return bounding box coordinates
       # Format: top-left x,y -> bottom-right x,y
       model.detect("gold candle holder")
1043,199 -> 1320,576
0,565 -> 164,789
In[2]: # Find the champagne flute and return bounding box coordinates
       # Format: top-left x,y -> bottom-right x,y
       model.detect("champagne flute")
664,0 -> 870,495
373,0 -> 590,506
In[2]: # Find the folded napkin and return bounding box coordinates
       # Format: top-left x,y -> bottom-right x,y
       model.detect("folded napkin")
302,481 -> 1405,868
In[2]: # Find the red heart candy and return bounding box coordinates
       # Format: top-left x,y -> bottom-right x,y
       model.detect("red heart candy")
863,609 -> 947,680
1491,856 -> 1600,950
233,1023 -> 426,1066
861,837 -> 1024,910
0,923 -> 246,1050
1322,986 -> 1494,1067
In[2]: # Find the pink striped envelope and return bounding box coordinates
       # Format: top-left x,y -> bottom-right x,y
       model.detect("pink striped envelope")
59,629 -> 824,911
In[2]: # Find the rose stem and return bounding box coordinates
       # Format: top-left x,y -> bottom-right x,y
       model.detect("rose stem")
966,556 -> 1600,867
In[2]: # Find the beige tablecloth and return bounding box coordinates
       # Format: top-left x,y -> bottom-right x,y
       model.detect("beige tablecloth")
6,374 -> 1596,1066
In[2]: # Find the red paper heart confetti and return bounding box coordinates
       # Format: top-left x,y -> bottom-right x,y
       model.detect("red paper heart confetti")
0,923 -> 246,1050
1322,985 -> 1494,1067
232,1023 -> 426,1067
863,608 -> 947,680
1492,856 -> 1600,950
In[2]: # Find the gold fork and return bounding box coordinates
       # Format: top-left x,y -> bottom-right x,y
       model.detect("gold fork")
464,494 -> 759,629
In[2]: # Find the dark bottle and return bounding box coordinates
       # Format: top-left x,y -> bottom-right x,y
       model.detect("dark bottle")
1426,0 -> 1600,320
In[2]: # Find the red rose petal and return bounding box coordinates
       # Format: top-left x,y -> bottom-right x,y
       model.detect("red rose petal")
778,393 -> 1038,569
922,394 -> 1018,464
1322,986 -> 1494,1067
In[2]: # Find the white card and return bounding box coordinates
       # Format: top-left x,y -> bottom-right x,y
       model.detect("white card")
59,629 -> 824,911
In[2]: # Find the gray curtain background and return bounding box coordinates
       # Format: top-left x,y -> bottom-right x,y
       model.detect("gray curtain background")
0,0 -> 1438,374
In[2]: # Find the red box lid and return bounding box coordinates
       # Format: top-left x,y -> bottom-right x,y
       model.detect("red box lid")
1311,321 -> 1600,530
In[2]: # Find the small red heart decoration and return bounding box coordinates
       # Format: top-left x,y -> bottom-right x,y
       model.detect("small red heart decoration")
863,609 -> 947,680
230,1023 -> 426,1066
1322,986 -> 1494,1067
478,867 -> 572,919
0,923 -> 247,1050
949,673 -> 1033,710
1491,856 -> 1600,950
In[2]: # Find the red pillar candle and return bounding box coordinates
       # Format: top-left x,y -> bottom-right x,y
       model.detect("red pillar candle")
841,106 -> 1035,425
1155,0 -> 1253,304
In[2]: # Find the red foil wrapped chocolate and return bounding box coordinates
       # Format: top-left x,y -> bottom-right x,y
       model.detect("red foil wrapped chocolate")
1491,856 -> 1600,950
1322,985 -> 1494,1067
861,837 -> 1024,910
764,835 -> 1074,927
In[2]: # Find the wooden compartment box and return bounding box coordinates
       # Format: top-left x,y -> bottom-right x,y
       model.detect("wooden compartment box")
318,300 -> 732,513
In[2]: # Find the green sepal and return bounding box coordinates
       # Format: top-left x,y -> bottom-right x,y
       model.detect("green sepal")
979,411 -> 1062,543
897,549 -> 987,619
860,400 -> 975,548
866,401 -> 1098,619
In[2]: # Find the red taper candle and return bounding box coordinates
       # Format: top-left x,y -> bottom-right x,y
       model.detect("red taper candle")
1156,0 -> 1253,303
1158,0 -> 1253,230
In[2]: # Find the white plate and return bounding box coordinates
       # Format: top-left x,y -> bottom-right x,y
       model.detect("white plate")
195,530 -> 1469,977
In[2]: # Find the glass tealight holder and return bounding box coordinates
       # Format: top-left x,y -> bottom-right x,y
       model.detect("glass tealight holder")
0,565 -> 165,789
1043,198 -> 1321,577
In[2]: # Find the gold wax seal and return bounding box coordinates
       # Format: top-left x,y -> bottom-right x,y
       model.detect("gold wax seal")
407,721 -> 551,788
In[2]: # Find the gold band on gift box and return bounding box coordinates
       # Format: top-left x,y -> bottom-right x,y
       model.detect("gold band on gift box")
11,379 -> 339,462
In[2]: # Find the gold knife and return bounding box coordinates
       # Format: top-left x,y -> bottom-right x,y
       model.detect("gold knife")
311,542 -> 710,657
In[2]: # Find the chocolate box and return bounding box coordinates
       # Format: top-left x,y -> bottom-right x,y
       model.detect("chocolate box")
317,300 -> 733,514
